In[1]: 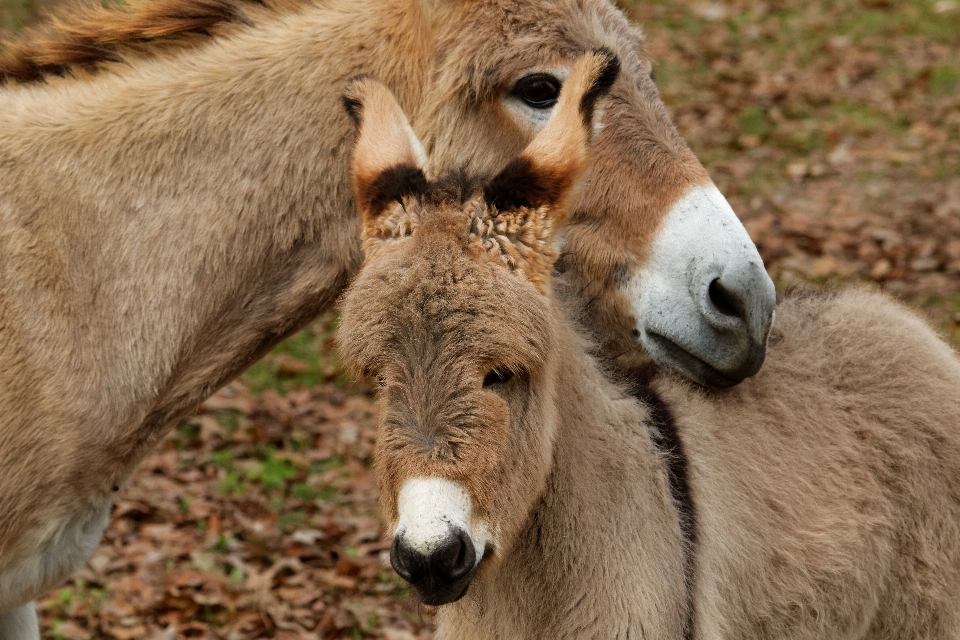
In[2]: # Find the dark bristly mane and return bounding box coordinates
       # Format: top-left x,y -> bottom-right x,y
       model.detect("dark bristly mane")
626,362 -> 697,640
0,0 -> 288,84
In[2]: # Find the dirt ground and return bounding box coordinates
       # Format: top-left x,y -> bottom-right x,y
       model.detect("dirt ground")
1,0 -> 958,638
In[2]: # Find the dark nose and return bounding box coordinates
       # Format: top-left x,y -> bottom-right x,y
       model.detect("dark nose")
390,529 -> 477,605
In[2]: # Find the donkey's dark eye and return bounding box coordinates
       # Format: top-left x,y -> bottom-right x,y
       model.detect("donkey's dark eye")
513,74 -> 561,109
483,368 -> 515,387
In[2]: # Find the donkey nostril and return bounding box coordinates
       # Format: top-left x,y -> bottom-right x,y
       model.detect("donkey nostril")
708,278 -> 747,320
390,535 -> 424,584
391,530 -> 476,586
433,529 -> 476,580
390,530 -> 479,605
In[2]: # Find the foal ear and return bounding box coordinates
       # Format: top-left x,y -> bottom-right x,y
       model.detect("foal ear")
343,77 -> 429,229
484,49 -> 620,225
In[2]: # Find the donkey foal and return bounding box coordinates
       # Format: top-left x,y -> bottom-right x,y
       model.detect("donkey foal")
338,52 -> 960,639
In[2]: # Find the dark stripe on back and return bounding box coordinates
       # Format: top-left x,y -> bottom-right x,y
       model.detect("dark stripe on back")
627,363 -> 696,640
0,0 -> 263,84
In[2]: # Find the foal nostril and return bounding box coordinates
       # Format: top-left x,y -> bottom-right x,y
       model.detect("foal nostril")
708,277 -> 747,320
390,534 -> 420,584
433,529 -> 476,580
390,530 -> 478,605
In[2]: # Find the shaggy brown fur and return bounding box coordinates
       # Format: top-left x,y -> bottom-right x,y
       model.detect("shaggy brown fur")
1,0 -> 721,626
339,64 -> 960,639
339,54 -> 618,584
0,0 -> 272,83
346,50 -> 620,293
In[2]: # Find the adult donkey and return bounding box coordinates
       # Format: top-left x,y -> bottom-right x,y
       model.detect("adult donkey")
0,0 -> 774,635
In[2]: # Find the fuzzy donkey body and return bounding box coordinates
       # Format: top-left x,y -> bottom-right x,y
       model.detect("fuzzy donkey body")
338,54 -> 960,639
0,0 -> 779,631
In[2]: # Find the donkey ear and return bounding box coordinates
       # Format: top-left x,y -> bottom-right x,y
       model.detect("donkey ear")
484,49 -> 620,225
343,77 -> 429,230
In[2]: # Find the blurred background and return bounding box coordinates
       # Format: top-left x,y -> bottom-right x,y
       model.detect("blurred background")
2,0 -> 958,638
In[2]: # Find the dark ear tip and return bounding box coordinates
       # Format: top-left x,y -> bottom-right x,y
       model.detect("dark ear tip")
578,48 -> 621,125
590,47 -> 621,95
342,74 -> 371,127
342,94 -> 363,127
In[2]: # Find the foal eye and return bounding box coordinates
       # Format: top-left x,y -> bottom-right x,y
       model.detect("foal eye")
483,368 -> 515,387
513,74 -> 561,109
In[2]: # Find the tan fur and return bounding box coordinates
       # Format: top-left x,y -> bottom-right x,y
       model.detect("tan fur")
0,0 -> 271,83
1,0 -> 714,614
670,290 -> 960,638
429,290 -> 960,640
0,0 -> 299,83
344,77 -> 429,213
509,52 -> 611,222
339,77 -> 960,638
346,53 -> 614,293
338,53 -> 611,567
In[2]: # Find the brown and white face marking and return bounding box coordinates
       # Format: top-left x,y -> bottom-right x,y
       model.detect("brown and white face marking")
415,0 -> 776,387
338,51 -> 618,605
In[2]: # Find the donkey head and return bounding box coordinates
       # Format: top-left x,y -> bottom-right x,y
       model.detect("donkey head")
338,50 -> 618,605
414,0 -> 776,388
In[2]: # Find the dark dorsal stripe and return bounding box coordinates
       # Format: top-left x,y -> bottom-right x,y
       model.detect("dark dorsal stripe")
627,363 -> 696,640
0,0 -> 266,84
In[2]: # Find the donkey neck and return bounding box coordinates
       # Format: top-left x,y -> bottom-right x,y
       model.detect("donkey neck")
0,0 -> 430,466
441,314 -> 689,639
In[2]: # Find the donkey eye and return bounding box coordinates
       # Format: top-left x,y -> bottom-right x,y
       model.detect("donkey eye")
483,368 -> 515,387
513,74 -> 561,109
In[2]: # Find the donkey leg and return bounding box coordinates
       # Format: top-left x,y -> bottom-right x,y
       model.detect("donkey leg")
0,601 -> 40,640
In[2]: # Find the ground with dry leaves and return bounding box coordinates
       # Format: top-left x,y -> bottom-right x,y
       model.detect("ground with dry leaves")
2,0 -> 959,638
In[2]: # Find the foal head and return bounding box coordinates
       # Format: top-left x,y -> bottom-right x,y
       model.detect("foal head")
338,50 -> 618,605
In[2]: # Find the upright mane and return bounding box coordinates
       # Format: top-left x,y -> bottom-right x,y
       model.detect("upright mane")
0,0 -> 300,84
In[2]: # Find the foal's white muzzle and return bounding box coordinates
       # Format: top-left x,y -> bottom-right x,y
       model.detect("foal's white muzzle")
390,478 -> 488,606
628,184 -> 776,387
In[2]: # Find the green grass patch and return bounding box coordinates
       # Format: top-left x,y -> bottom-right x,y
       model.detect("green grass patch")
44,579 -> 107,624
916,292 -> 960,347
930,64 -> 960,96
215,409 -> 244,436
290,482 -> 316,500
216,471 -> 247,496
308,455 -> 344,475
826,101 -> 908,136
174,421 -> 201,450
278,510 -> 305,531
738,106 -> 769,137
247,451 -> 297,490
242,312 -> 348,393
0,0 -> 33,34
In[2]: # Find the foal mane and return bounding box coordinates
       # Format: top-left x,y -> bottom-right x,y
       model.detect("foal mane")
0,0 -> 298,84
